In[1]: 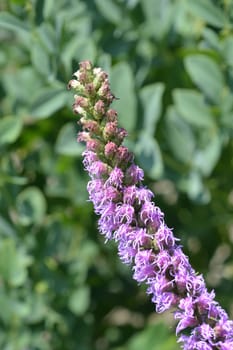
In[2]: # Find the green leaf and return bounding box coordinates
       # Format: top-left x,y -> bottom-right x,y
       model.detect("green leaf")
184,55 -> 224,101
110,62 -> 137,132
37,23 -> 57,54
0,216 -> 16,237
185,0 -> 227,28
0,115 -> 23,145
222,112 -> 233,129
68,286 -> 90,315
0,11 -> 29,33
55,123 -> 85,156
139,83 -> 165,136
223,36 -> 233,67
203,28 -> 221,51
141,0 -> 174,39
30,87 -> 68,119
180,171 -> 211,204
173,89 -> 214,127
0,239 -> 31,286
127,323 -> 179,350
135,132 -> 163,179
193,131 -> 222,176
165,106 -> 195,164
31,40 -> 50,77
43,0 -> 56,19
94,0 -> 123,24
2,67 -> 43,102
16,187 -> 47,226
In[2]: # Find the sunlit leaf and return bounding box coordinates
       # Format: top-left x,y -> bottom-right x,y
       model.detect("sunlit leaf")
184,55 -> 224,101
110,62 -> 137,132
30,87 -> 68,119
185,0 -> 227,28
165,106 -> 195,164
0,115 -> 23,145
68,286 -> 90,315
139,83 -> 165,135
135,132 -> 163,179
173,89 -> 214,127
94,0 -> 123,24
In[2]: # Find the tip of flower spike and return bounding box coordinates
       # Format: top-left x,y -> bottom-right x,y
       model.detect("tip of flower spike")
79,60 -> 92,71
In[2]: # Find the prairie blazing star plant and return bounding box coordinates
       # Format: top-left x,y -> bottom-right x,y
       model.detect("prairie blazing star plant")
68,61 -> 233,349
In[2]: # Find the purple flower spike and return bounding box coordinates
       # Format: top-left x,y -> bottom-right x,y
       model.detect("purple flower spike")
68,61 -> 233,350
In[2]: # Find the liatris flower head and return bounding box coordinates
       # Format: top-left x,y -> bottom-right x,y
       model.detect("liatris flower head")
68,60 -> 233,349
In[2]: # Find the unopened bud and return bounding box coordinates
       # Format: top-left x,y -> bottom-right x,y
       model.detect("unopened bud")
94,100 -> 106,118
86,139 -> 103,152
106,109 -> 118,122
81,119 -> 100,134
85,83 -> 95,96
103,121 -> 118,140
79,60 -> 92,71
115,146 -> 133,166
77,131 -> 91,143
104,141 -> 118,158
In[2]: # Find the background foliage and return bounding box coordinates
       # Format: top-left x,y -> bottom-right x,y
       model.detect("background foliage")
0,0 -> 233,349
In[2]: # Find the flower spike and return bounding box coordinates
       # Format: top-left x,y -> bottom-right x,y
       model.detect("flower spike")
68,61 -> 233,349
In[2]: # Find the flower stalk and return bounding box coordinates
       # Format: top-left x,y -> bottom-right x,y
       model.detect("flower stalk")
68,61 -> 233,350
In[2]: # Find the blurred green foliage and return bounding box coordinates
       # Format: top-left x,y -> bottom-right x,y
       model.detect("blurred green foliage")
0,0 -> 233,349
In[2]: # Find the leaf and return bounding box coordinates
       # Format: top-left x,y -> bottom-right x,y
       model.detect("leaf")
55,123 -> 85,156
193,131 -> 222,176
223,36 -> 233,67
173,89 -> 214,127
68,286 -> 90,315
203,28 -> 221,51
165,106 -> 195,164
180,171 -> 211,204
127,323 -> 179,350
30,87 -> 68,119
31,40 -> 50,77
139,83 -> 165,135
184,55 -> 224,101
110,62 -> 137,132
0,216 -> 16,237
185,0 -> 227,28
0,115 -> 23,145
94,0 -> 123,24
0,11 -> 29,33
43,0 -> 56,19
222,112 -> 233,129
2,67 -> 43,102
141,0 -> 174,39
135,132 -> 163,179
37,23 -> 57,54
0,239 -> 31,286
16,187 -> 47,226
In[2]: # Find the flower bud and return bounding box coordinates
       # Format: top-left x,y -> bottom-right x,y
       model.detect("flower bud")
86,139 -> 103,152
103,121 -> 118,140
79,60 -> 92,71
85,83 -> 96,96
106,109 -> 118,122
104,141 -> 118,158
80,119 -> 100,134
115,146 -> 133,166
94,100 -> 106,118
67,79 -> 79,89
